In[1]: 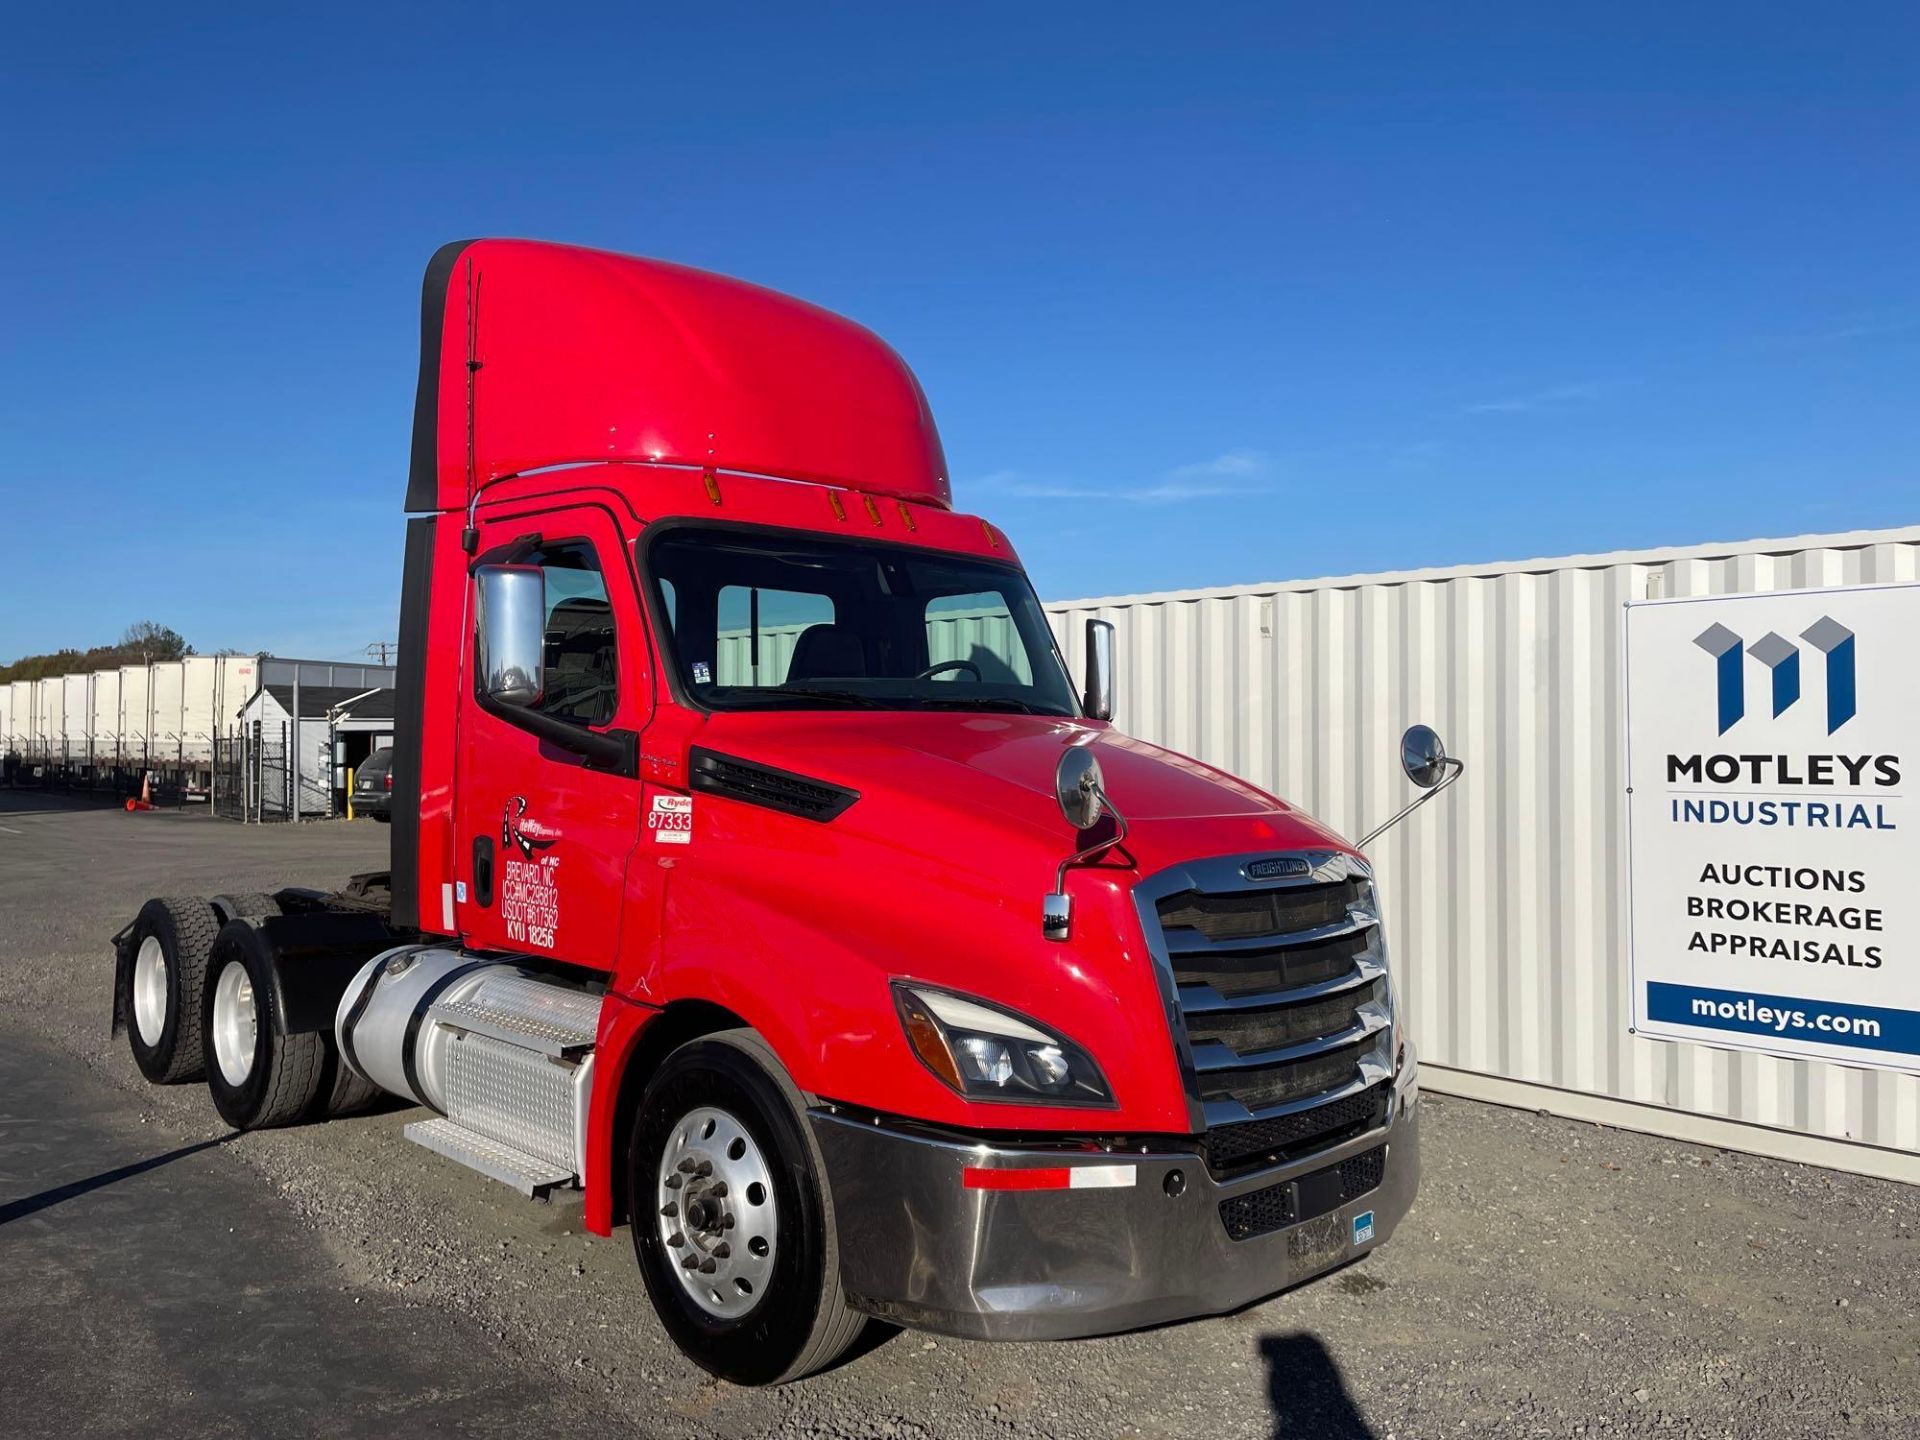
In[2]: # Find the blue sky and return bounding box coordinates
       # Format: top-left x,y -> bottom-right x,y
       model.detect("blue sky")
3,4 -> 1915,662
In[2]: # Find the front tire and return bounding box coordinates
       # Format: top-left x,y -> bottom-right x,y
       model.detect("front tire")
123,897 -> 220,1083
202,920 -> 327,1129
629,1030 -> 867,1384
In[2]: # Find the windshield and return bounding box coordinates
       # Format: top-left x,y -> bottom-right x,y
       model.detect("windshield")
646,527 -> 1081,716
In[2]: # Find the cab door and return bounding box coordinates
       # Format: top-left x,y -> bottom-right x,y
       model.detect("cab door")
455,504 -> 650,970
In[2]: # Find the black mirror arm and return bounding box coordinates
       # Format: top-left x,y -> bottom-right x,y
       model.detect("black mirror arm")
475,690 -> 638,777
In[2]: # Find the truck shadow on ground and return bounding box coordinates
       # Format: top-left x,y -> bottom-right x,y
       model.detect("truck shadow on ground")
0,1134 -> 233,1225
1261,1332 -> 1377,1440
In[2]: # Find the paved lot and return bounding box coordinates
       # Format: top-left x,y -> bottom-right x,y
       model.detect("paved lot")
0,790 -> 1914,1439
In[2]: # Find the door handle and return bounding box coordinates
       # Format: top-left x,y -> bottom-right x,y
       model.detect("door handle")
471,834 -> 495,908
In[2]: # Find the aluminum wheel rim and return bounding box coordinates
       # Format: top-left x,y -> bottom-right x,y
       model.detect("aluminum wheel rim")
133,936 -> 168,1046
211,960 -> 257,1087
656,1105 -> 777,1319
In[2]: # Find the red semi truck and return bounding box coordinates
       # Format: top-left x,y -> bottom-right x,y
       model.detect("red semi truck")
112,240 -> 1459,1384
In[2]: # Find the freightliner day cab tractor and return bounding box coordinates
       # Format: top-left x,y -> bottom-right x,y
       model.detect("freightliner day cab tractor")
112,240 -> 1463,1384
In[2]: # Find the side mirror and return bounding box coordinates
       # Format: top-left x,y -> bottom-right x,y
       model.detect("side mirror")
1083,618 -> 1115,722
1400,723 -> 1449,789
476,564 -> 546,709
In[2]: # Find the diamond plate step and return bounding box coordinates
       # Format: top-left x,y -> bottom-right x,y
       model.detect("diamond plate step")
405,1117 -> 576,1198
427,974 -> 600,1060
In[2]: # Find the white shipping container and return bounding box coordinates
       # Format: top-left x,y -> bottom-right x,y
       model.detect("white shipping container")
0,685 -> 11,754
1046,526 -> 1920,1182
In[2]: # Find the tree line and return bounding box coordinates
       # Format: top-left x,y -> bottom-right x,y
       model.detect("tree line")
0,622 -> 195,683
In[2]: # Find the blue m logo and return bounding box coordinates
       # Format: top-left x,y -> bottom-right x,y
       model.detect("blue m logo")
1695,617 -> 1856,735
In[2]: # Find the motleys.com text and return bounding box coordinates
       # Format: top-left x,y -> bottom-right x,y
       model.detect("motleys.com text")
1689,994 -> 1881,1038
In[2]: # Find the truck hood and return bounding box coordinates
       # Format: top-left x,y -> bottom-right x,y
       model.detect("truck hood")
695,710 -> 1345,853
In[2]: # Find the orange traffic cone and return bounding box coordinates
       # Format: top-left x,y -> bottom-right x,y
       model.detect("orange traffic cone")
127,774 -> 155,812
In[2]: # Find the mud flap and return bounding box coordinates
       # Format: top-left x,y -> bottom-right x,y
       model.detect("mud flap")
108,921 -> 135,1036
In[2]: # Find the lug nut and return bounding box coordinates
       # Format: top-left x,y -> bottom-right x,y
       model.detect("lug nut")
707,1182 -> 728,1198
664,1174 -> 683,1191
698,1258 -> 718,1274
677,1157 -> 698,1174
712,1242 -> 731,1260
667,1231 -> 685,1248
660,1203 -> 678,1218
680,1254 -> 698,1270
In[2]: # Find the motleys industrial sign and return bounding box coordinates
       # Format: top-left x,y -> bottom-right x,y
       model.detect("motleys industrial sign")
1624,582 -> 1919,1073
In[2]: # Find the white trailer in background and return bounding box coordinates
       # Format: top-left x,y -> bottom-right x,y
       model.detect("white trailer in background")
91,669 -> 122,762
0,654 -> 262,797
35,679 -> 63,762
61,671 -> 93,767
9,681 -> 31,759
118,665 -> 152,763
148,661 -> 185,767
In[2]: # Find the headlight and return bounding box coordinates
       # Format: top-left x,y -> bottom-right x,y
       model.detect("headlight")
892,983 -> 1112,1106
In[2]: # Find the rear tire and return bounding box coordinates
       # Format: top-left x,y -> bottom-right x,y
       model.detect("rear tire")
317,1048 -> 385,1118
122,897 -> 219,1084
629,1030 -> 868,1384
212,892 -> 281,922
202,920 -> 327,1129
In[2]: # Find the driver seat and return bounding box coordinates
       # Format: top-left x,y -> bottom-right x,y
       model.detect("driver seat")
786,624 -> 867,681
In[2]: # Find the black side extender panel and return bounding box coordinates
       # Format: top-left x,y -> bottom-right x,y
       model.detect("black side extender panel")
688,747 -> 860,822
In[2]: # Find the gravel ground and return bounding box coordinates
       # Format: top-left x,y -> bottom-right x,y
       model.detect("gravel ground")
0,792 -> 1914,1439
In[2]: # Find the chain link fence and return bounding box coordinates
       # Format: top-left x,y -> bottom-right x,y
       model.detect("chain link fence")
0,740 -> 208,808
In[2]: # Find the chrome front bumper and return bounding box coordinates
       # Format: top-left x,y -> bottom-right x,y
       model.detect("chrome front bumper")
808,1063 -> 1420,1341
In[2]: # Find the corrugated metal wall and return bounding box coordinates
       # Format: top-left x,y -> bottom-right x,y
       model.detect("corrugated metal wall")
1047,527 -> 1920,1177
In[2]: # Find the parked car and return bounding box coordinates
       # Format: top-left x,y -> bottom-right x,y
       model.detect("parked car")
352,746 -> 393,821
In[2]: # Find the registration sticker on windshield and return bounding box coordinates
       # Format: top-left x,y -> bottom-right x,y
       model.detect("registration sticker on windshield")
649,793 -> 693,845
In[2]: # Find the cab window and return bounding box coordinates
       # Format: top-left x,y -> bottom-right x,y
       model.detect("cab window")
509,541 -> 618,726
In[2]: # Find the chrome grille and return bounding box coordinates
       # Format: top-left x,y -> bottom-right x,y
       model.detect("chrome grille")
1136,851 -> 1394,1144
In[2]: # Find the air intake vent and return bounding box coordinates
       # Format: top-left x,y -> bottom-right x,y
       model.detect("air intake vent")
689,747 -> 859,822
1217,1143 -> 1388,1242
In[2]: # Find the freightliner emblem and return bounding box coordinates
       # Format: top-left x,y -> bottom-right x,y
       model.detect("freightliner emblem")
1243,856 -> 1311,881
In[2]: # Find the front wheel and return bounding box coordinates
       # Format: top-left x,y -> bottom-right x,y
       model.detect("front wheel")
629,1030 -> 868,1384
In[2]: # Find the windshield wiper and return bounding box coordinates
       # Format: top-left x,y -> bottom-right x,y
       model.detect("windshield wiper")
919,696 -> 1065,716
751,686 -> 887,709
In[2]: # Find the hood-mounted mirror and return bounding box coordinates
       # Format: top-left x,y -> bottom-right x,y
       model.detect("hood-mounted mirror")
1358,723 -> 1465,848
1054,747 -> 1105,831
1043,745 -> 1128,941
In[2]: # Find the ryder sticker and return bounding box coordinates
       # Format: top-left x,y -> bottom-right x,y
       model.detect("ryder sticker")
649,793 -> 693,844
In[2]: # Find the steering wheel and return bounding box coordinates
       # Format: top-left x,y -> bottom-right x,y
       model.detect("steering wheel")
915,659 -> 982,682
